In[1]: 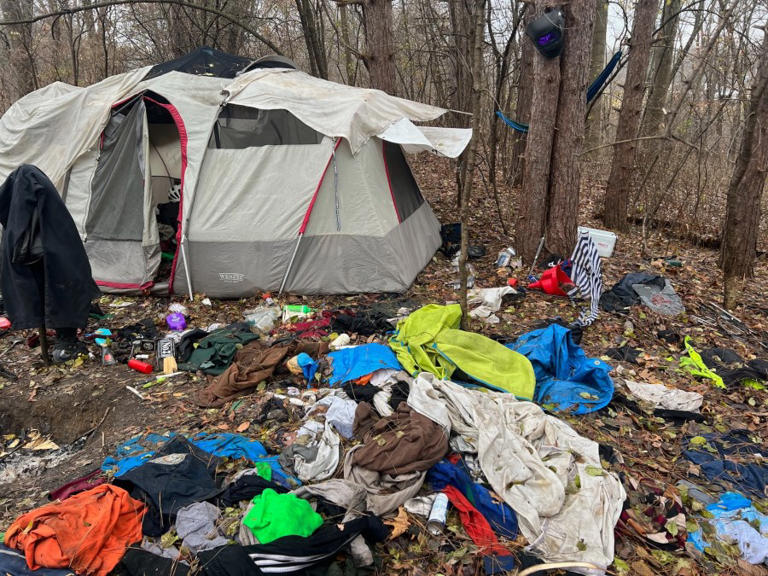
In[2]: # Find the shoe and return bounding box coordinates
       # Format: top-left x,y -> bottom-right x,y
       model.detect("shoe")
52,340 -> 88,364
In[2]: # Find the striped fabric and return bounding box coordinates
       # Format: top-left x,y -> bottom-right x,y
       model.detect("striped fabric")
568,231 -> 603,326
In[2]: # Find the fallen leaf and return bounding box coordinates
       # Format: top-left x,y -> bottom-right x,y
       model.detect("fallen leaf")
236,422 -> 250,433
645,532 -> 670,544
385,506 -> 410,540
630,560 -> 656,576
585,465 -> 604,476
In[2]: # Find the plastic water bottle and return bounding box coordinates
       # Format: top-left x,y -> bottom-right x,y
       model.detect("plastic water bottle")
495,247 -> 516,268
284,304 -> 312,314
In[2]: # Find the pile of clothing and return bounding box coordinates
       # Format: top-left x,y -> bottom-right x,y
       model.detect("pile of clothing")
3,303 -> 632,576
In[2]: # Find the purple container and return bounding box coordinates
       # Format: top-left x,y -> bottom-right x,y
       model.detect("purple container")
166,312 -> 187,331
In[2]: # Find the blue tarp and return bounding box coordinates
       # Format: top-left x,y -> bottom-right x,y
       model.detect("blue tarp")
102,432 -> 299,487
507,324 -> 614,414
428,457 -> 518,540
688,492 -> 768,564
328,343 -> 401,385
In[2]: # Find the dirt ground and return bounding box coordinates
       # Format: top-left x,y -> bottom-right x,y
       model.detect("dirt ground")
0,154 -> 766,575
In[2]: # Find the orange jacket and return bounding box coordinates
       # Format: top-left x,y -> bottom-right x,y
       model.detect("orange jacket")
5,484 -> 145,576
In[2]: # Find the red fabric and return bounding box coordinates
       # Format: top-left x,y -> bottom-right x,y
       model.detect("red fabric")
143,97 -> 188,296
299,139 -> 343,234
285,313 -> 332,338
5,484 -> 145,576
528,265 -> 572,296
442,486 -> 512,556
49,469 -> 106,502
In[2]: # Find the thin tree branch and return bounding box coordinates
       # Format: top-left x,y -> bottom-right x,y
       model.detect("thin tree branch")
0,0 -> 282,54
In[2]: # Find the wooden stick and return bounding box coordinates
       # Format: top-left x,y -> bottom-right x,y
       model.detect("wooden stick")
40,325 -> 50,366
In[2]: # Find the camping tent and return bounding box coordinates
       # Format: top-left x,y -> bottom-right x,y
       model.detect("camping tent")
0,49 -> 471,298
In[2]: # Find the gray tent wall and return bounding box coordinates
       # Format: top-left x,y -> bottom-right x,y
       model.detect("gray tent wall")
175,105 -> 440,296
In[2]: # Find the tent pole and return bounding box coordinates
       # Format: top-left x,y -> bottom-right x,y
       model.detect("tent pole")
180,237 -> 194,301
278,234 -> 303,296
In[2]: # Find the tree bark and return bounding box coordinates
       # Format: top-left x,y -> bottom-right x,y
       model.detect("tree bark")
516,1 -> 560,263
296,0 -> 328,79
338,1 -> 356,84
547,0 -> 597,255
0,0 -> 37,98
603,0 -> 657,231
516,0 -> 595,262
584,0 -> 608,151
448,0 -> 476,200
361,0 -> 396,93
720,30 -> 768,310
641,0 -> 681,136
487,1 -> 518,190
458,0 -> 486,329
511,9 -> 534,187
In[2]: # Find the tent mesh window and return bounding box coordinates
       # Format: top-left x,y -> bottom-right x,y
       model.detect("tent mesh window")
209,105 -> 323,148
383,141 -> 424,221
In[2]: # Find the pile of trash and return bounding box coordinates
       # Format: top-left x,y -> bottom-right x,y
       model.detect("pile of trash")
0,296 -> 631,576
2,273 -> 767,576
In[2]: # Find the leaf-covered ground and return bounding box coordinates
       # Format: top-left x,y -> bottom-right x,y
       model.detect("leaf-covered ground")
0,154 -> 766,575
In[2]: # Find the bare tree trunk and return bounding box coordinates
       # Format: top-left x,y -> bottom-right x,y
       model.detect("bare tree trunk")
516,1 -> 560,263
641,0 -> 681,136
603,0 -> 657,231
297,0 -> 328,78
584,0 -> 608,151
449,0 -> 473,119
487,1 -> 518,190
547,0 -> 597,255
459,0 -> 486,329
720,30 -> 768,310
448,0 -> 475,200
1,0 -> 37,98
338,2 -> 356,84
511,9 -> 533,187
361,0 -> 396,93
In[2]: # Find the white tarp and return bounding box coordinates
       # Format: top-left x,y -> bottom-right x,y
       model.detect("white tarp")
624,380 -> 703,412
378,118 -> 472,158
223,69 -> 453,155
0,66 -> 472,199
0,68 -> 150,189
407,373 -> 626,574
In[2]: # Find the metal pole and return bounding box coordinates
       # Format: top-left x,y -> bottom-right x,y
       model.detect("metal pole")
278,234 -> 303,296
179,237 -> 194,302
527,235 -> 546,277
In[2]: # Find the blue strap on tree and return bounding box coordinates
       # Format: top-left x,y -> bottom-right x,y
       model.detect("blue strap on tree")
497,50 -> 623,134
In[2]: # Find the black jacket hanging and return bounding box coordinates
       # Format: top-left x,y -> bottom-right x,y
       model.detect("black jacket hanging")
0,165 -> 99,329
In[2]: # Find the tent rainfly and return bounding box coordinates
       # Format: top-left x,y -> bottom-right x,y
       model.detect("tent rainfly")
0,47 -> 471,298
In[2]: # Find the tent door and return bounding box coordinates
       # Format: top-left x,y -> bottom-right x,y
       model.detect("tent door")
84,97 -> 160,290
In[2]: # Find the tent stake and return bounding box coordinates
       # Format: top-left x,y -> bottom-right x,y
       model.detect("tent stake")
180,238 -> 194,302
278,234 -> 303,296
